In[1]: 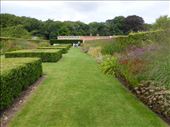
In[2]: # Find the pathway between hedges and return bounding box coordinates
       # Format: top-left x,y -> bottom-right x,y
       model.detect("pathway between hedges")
9,48 -> 168,127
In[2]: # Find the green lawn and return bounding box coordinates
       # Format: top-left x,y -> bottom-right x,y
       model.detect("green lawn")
9,48 -> 168,127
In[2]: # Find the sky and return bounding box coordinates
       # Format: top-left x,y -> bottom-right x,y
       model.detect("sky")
1,1 -> 170,24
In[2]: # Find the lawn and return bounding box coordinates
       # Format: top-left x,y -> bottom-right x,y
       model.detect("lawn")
9,48 -> 168,127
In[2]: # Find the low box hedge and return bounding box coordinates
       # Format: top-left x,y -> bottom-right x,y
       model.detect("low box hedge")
0,58 -> 42,110
37,44 -> 71,53
50,39 -> 83,45
5,49 -> 63,62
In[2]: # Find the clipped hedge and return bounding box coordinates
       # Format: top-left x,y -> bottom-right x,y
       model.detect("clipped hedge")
102,30 -> 166,54
5,49 -> 63,62
50,39 -> 83,45
37,44 -> 72,53
0,58 -> 42,110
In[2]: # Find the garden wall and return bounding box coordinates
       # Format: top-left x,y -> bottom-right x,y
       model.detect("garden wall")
50,39 -> 83,45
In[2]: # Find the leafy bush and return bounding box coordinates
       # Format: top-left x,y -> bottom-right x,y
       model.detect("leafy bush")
0,58 -> 42,110
5,49 -> 62,62
50,39 -> 83,45
100,56 -> 118,76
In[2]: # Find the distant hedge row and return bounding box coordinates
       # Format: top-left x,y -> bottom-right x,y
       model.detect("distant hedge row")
38,44 -> 72,53
5,49 -> 63,62
0,37 -> 49,43
50,39 -> 83,45
0,37 -> 50,55
0,58 -> 42,110
102,30 -> 166,54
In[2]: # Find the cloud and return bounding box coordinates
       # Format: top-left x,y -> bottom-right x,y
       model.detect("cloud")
65,2 -> 99,13
1,1 -> 170,23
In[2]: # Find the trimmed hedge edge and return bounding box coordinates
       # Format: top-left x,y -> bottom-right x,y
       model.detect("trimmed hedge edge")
0,58 -> 43,111
5,49 -> 63,62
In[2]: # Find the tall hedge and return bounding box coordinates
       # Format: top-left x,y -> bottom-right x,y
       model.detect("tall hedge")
50,39 -> 83,45
5,49 -> 63,62
102,30 -> 166,54
0,58 -> 42,110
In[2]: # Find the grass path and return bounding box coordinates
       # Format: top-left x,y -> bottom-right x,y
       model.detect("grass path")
9,48 -> 168,127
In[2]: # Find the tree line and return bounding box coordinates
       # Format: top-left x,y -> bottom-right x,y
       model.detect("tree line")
0,13 -> 169,39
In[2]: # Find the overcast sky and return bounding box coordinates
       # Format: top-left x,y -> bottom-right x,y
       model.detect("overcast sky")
1,1 -> 170,24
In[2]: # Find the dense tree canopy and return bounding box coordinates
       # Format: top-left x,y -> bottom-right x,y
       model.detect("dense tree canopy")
106,16 -> 125,35
1,25 -> 31,38
124,15 -> 144,33
1,13 -> 166,39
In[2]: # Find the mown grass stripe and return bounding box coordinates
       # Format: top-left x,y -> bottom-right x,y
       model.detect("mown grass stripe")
9,48 -> 168,127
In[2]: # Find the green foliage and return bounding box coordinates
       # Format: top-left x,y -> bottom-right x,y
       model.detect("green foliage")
152,15 -> 170,30
1,25 -> 31,38
0,37 -> 50,54
116,64 -> 139,87
101,30 -> 165,54
106,16 -> 125,35
8,48 -> 168,127
143,23 -> 152,31
100,56 -> 118,75
5,49 -> 63,62
0,58 -> 42,110
85,30 -> 162,55
124,15 -> 144,34
86,29 -> 170,89
147,58 -> 170,88
100,55 -> 139,87
89,22 -> 110,36
0,13 -> 148,38
50,39 -> 83,45
37,44 -> 71,53
141,46 -> 170,88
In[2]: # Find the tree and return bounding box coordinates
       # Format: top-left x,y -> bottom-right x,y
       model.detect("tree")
0,13 -> 22,28
20,16 -> 43,33
41,20 -> 62,39
143,23 -> 152,31
106,16 -> 125,35
0,13 -> 150,39
124,15 -> 144,34
58,26 -> 70,36
152,15 -> 170,30
1,25 -> 31,38
89,22 -> 110,36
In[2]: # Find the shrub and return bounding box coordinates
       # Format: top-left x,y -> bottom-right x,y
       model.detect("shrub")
0,58 -> 42,110
100,56 -> 118,76
37,44 -> 71,53
50,39 -> 83,45
5,49 -> 62,62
